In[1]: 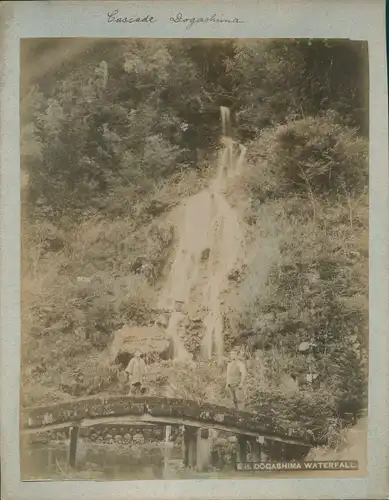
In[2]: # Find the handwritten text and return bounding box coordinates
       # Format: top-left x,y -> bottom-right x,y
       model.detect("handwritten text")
107,10 -> 156,24
170,13 -> 244,30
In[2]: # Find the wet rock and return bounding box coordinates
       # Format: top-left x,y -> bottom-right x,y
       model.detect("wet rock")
191,317 -> 203,324
155,313 -> 169,328
227,269 -> 241,282
160,340 -> 174,360
201,248 -> 210,261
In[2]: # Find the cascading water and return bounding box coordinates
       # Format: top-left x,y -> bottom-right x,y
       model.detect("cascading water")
158,107 -> 246,361
220,105 -> 230,136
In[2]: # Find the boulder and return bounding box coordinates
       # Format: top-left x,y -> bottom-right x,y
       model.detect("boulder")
110,324 -> 171,364
298,341 -> 312,353
280,374 -> 299,393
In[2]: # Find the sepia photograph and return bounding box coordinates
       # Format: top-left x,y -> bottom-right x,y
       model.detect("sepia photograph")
20,37 -> 369,481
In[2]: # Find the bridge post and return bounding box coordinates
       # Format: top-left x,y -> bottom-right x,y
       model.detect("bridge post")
236,435 -> 248,463
196,428 -> 212,472
182,426 -> 197,468
68,426 -> 79,468
261,439 -> 270,461
48,446 -> 53,472
163,425 -> 173,477
248,437 -> 262,462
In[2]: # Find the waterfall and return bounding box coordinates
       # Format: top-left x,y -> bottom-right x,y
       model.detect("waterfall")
158,107 -> 246,361
220,105 -> 230,137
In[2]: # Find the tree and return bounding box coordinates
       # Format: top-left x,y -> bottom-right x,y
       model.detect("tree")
226,39 -> 368,139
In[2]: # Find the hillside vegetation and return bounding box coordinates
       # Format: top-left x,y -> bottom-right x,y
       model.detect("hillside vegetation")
21,39 -> 368,445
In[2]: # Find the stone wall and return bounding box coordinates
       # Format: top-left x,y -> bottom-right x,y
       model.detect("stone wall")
28,424 -> 183,446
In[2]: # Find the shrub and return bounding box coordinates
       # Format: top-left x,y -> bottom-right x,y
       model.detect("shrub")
243,113 -> 368,201
226,191 -> 367,435
146,359 -> 230,407
246,386 -> 338,443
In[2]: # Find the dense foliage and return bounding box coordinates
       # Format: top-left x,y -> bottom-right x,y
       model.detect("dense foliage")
21,39 -> 368,445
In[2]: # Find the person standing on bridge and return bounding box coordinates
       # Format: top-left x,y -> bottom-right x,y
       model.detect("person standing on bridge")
225,350 -> 247,409
125,349 -> 147,396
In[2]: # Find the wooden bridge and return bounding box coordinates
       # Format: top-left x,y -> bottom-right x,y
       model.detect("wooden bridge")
21,396 -> 312,471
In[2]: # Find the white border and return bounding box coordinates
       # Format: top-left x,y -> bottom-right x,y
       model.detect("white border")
1,1 -> 388,499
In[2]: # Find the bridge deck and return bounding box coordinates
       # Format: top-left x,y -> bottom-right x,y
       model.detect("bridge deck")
21,395 -> 312,447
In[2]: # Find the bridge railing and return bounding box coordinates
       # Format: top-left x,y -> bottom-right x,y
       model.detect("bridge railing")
21,395 -> 313,445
